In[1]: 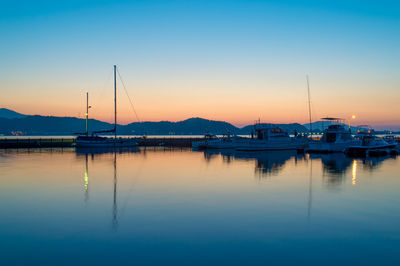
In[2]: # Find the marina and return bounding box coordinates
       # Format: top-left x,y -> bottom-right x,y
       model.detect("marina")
1,132 -> 399,156
1,1 -> 399,265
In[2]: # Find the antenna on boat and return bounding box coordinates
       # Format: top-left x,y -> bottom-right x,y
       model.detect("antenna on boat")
114,65 -> 117,140
306,75 -> 312,139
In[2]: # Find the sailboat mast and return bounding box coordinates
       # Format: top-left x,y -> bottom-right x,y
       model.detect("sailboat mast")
306,75 -> 312,138
114,65 -> 117,139
86,92 -> 89,136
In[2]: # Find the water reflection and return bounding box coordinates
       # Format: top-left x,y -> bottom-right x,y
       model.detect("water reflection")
352,159 -> 357,185
112,152 -> 117,230
308,159 -> 313,220
0,148 -> 399,265
84,154 -> 89,202
310,153 -> 353,177
75,147 -> 139,231
361,156 -> 396,171
203,149 -> 304,177
74,147 -> 397,229
309,153 -> 394,187
75,147 -> 139,156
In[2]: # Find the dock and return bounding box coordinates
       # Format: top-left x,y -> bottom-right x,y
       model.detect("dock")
0,137 -> 203,149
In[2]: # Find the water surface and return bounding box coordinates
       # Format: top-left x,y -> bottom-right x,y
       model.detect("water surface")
0,148 -> 399,265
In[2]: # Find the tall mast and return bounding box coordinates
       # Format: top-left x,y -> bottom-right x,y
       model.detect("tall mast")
306,75 -> 312,138
114,65 -> 117,139
86,92 -> 89,136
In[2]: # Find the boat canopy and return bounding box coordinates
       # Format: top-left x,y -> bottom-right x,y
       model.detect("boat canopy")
321,117 -> 345,124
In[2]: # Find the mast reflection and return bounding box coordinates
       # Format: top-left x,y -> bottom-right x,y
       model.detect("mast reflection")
307,156 -> 312,220
84,153 -> 89,202
76,147 -> 139,231
112,151 -> 118,230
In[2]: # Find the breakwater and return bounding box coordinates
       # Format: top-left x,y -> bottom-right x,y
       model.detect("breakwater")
0,137 -> 202,148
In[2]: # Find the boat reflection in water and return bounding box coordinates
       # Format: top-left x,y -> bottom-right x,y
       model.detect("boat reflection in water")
309,153 -> 394,187
75,147 -> 139,231
75,147 -> 139,156
73,147 -> 395,232
360,155 -> 397,171
203,149 -> 304,177
309,153 -> 353,187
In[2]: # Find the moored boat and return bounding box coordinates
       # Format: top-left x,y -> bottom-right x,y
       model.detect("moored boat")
345,130 -> 396,157
192,133 -> 243,149
75,65 -> 137,148
234,124 -> 306,151
76,135 -> 137,147
307,118 -> 360,153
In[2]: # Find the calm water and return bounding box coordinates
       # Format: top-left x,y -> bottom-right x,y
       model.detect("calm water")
0,148 -> 399,265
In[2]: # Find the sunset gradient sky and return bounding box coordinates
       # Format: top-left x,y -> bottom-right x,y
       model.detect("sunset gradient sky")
1,0 -> 399,129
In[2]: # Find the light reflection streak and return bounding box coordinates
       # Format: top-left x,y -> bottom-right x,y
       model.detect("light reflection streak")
352,160 -> 357,186
84,171 -> 88,191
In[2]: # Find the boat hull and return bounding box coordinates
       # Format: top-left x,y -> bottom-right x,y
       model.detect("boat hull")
192,140 -> 235,149
192,137 -> 243,150
75,138 -> 137,148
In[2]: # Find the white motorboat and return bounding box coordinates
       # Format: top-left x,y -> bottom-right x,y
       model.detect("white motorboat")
75,65 -> 137,148
307,118 -> 360,153
382,134 -> 400,154
346,131 -> 396,157
192,133 -> 242,149
234,124 -> 306,151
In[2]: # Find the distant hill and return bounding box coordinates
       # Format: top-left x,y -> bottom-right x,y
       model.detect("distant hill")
0,108 -> 27,119
0,115 -> 113,135
122,117 -> 238,135
1,108 -> 386,136
0,114 -> 240,136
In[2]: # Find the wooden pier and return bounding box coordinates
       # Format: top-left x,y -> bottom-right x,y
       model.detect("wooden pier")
0,137 -> 203,149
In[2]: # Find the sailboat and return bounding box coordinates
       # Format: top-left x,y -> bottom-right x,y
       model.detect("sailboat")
75,65 -> 137,148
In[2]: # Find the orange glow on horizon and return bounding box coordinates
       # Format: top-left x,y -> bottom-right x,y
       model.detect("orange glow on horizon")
2,74 -> 399,129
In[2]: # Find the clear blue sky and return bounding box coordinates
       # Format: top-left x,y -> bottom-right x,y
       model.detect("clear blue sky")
1,0 -> 399,129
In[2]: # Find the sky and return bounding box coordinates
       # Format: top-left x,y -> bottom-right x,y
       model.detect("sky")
1,0 -> 399,129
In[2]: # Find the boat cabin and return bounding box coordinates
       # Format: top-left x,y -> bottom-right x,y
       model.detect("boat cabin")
254,125 -> 289,141
322,124 -> 352,143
